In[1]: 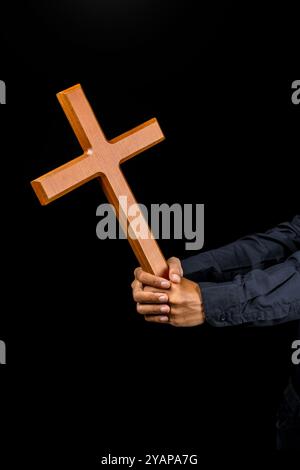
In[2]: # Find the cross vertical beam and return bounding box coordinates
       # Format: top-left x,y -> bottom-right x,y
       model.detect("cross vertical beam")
31,84 -> 168,277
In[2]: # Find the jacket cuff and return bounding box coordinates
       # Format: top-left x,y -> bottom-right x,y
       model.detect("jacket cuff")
199,282 -> 242,327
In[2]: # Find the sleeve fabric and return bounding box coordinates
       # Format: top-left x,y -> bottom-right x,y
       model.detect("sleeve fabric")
200,252 -> 300,327
182,215 -> 300,283
182,216 -> 300,327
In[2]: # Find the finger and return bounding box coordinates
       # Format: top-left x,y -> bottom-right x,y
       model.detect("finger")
137,303 -> 170,315
134,267 -> 171,289
168,257 -> 183,283
132,279 -> 143,297
144,314 -> 170,323
131,278 -> 140,289
134,291 -> 168,304
144,285 -> 166,293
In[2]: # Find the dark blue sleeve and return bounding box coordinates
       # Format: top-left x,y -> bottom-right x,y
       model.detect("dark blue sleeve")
200,251 -> 300,327
182,215 -> 300,282
181,216 -> 300,327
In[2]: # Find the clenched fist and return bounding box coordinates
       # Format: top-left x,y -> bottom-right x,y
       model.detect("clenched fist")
131,257 -> 206,327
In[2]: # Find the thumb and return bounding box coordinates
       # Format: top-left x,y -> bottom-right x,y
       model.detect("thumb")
168,257 -> 183,283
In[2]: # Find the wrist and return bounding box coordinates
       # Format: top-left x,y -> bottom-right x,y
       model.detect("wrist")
195,283 -> 206,323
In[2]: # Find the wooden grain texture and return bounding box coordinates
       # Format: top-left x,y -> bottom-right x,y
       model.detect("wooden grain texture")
31,84 -> 168,277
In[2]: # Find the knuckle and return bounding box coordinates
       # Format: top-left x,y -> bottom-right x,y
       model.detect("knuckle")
169,256 -> 180,266
134,267 -> 142,279
140,273 -> 148,284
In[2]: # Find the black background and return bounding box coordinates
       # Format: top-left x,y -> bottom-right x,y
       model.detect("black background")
1,0 -> 299,463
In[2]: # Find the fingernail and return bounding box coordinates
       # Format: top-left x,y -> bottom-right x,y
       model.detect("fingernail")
158,295 -> 168,302
160,316 -> 169,322
161,280 -> 171,288
170,274 -> 181,283
160,306 -> 170,313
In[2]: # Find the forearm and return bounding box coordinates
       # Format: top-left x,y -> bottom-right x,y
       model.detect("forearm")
182,216 -> 300,283
200,251 -> 300,327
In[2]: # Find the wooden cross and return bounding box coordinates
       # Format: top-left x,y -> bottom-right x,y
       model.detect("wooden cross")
31,84 -> 168,277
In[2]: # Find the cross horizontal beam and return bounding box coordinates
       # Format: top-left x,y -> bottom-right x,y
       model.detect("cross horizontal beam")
31,84 -> 168,277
